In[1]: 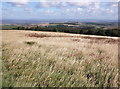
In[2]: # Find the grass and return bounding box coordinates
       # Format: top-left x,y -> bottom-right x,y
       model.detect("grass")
2,30 -> 119,87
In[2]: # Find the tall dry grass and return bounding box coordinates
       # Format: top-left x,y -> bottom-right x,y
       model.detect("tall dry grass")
2,30 -> 119,87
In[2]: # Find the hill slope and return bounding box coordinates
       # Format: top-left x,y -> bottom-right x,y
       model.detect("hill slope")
2,30 -> 119,87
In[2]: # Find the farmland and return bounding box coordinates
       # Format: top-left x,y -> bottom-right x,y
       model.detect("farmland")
1,22 -> 119,37
2,30 -> 119,87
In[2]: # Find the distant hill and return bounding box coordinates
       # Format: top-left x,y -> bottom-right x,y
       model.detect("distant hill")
1,19 -> 117,24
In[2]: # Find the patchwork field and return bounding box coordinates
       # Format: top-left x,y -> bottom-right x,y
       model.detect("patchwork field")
2,30 -> 119,87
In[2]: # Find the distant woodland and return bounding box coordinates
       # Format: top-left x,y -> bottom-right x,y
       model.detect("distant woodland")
2,23 -> 120,37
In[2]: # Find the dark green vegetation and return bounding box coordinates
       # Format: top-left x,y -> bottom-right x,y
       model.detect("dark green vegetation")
2,25 -> 20,30
16,26 -> 120,37
2,22 -> 120,37
25,41 -> 36,45
84,22 -> 117,26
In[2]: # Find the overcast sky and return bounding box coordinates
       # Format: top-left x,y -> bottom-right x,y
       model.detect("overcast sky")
1,0 -> 118,20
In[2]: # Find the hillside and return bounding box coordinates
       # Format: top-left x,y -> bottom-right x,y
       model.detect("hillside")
2,30 -> 119,87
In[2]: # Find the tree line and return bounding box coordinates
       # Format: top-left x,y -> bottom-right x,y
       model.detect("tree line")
12,25 -> 120,37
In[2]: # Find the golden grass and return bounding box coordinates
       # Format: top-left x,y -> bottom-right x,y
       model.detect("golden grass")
2,30 -> 119,87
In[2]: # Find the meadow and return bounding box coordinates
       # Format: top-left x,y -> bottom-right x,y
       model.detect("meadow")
2,30 -> 119,87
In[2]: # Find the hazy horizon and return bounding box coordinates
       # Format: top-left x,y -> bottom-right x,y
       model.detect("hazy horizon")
1,19 -> 118,24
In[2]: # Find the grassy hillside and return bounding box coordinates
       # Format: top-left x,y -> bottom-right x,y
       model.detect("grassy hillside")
2,30 -> 119,87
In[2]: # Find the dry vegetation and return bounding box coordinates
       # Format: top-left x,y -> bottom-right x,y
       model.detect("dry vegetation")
2,30 -> 119,87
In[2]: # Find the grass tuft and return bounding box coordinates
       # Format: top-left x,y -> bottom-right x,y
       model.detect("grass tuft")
25,41 -> 36,45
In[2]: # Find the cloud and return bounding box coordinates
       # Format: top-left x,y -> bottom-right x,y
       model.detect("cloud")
2,1 -> 118,20
77,8 -> 83,12
38,0 -> 103,2
36,1 -> 117,17
7,0 -> 29,7
38,2 -> 59,8
37,0 -> 98,8
37,2 -> 71,8
43,9 -> 54,14
66,8 -> 70,11
24,7 -> 33,14
10,0 -> 28,4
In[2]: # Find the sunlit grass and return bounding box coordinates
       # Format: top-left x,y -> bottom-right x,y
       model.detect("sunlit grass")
2,30 -> 119,87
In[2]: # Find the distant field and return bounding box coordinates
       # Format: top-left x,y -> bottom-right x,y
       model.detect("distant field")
2,30 -> 119,87
2,22 -> 120,37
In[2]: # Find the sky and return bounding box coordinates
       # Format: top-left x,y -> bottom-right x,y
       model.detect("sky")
1,0 -> 119,20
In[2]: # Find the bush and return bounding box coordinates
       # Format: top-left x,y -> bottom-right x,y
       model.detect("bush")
25,41 -> 36,45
